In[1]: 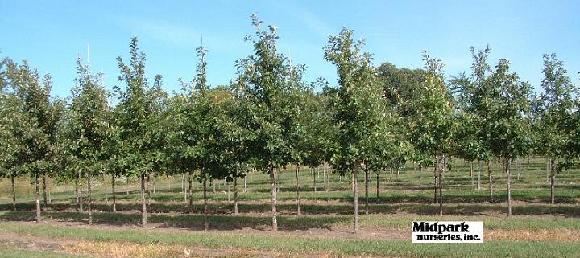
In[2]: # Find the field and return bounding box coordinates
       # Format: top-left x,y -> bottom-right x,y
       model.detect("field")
0,157 -> 578,257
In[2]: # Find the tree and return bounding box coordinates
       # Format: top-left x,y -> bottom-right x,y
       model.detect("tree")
69,57 -> 110,224
115,37 -> 166,226
409,52 -> 455,216
486,59 -> 532,216
324,28 -> 386,232
459,46 -> 496,200
3,59 -> 63,222
0,59 -> 28,211
537,54 -> 578,204
236,14 -> 294,231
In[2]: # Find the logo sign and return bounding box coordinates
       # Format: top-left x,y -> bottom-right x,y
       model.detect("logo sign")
412,221 -> 483,243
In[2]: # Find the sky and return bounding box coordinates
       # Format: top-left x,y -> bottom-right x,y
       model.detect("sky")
1,0 -> 579,99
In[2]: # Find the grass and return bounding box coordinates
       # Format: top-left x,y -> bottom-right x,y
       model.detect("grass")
0,157 -> 577,257
0,221 -> 578,257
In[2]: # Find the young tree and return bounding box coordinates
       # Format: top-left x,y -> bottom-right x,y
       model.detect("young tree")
115,37 -> 165,226
537,54 -> 578,204
324,28 -> 386,232
69,58 -> 110,224
486,59 -> 532,216
409,53 -> 455,216
460,47 -> 496,200
0,60 -> 28,211
236,15 -> 294,231
3,59 -> 62,222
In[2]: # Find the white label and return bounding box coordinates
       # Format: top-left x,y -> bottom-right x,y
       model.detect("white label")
412,221 -> 483,243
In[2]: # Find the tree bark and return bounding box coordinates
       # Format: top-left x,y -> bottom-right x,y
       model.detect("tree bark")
112,173 -> 117,213
76,170 -> 81,211
470,162 -> 474,187
546,158 -> 550,184
152,173 -> 156,194
146,174 -> 151,205
11,174 -> 16,211
270,165 -> 278,231
376,172 -> 380,199
233,176 -> 239,215
87,173 -> 93,225
35,173 -> 41,223
477,160 -> 482,191
313,167 -> 317,193
243,175 -> 247,193
506,158 -> 512,216
438,154 -> 444,216
433,164 -> 438,203
227,180 -> 231,202
364,169 -> 369,215
295,164 -> 301,215
487,160 -> 493,201
324,166 -> 329,192
203,173 -> 209,231
141,172 -> 147,227
353,169 -> 359,233
125,175 -> 129,195
181,173 -> 186,202
42,174 -> 48,208
550,159 -> 556,204
187,170 -> 193,212
126,176 -> 130,195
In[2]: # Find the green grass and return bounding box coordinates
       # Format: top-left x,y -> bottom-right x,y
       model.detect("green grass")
1,157 -> 577,207
0,221 -> 577,258
0,246 -> 83,258
1,210 -> 577,232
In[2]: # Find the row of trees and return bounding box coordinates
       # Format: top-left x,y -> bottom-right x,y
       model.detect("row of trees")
1,15 -> 579,232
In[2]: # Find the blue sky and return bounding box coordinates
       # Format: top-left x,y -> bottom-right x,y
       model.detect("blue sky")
1,0 -> 579,98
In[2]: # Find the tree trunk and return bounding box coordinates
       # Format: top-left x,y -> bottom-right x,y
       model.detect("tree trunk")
550,159 -> 556,204
487,160 -> 493,201
35,173 -> 41,223
227,180 -> 231,202
146,174 -> 151,205
141,172 -> 147,227
87,173 -> 93,225
42,174 -> 48,208
11,174 -> 16,211
433,164 -> 438,203
276,168 -> 280,193
376,172 -> 380,199
364,169 -> 369,215
112,173 -> 117,213
203,173 -> 209,231
477,160 -> 482,191
353,169 -> 359,233
295,164 -> 301,216
181,173 -> 186,202
76,170 -> 82,212
313,167 -> 317,193
243,175 -> 247,193
188,170 -> 193,212
324,166 -> 329,192
270,166 -> 278,231
126,176 -> 130,195
152,173 -> 156,194
439,155 -> 445,216
470,162 -> 474,187
546,158 -> 550,184
233,176 -> 239,215
506,158 -> 512,216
